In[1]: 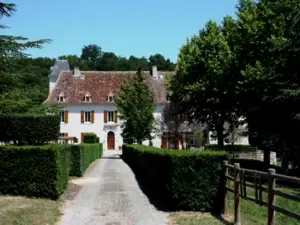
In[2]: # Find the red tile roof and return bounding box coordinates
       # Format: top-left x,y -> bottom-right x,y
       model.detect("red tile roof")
43,71 -> 167,104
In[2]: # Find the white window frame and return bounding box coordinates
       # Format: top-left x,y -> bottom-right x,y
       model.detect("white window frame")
59,133 -> 65,144
60,111 -> 65,123
108,111 -> 114,122
84,92 -> 92,102
107,91 -> 114,102
84,111 -> 91,122
85,96 -> 91,102
57,91 -> 65,102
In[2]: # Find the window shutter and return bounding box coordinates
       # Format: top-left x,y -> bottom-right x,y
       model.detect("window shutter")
104,111 -> 108,123
81,111 -> 84,123
91,110 -> 95,123
64,111 -> 68,124
114,111 -> 118,123
81,133 -> 84,143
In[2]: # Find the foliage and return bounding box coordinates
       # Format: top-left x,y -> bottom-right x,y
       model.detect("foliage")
156,102 -> 195,148
115,69 -> 156,144
0,3 -> 51,114
83,133 -> 99,143
0,144 -> 71,199
168,0 -> 300,168
0,114 -> 60,145
80,44 -> 103,70
70,143 -> 103,177
204,144 -> 256,152
168,20 -> 239,148
122,144 -> 228,211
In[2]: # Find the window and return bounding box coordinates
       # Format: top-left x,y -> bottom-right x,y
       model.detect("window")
57,92 -> 65,102
107,91 -> 114,102
85,111 -> 91,122
85,96 -> 91,102
60,111 -> 65,122
84,92 -> 91,102
59,133 -> 65,144
108,111 -> 114,122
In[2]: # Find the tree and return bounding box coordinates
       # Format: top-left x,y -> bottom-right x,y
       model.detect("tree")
149,53 -> 175,71
80,44 -> 102,70
58,55 -> 89,70
0,2 -> 50,114
115,68 -> 155,144
99,52 -> 119,71
169,20 -> 238,148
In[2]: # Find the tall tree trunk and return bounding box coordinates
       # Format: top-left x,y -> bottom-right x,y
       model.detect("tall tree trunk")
217,128 -> 224,149
216,114 -> 225,149
264,149 -> 270,165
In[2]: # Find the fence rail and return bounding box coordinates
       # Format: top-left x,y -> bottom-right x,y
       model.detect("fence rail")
222,160 -> 300,225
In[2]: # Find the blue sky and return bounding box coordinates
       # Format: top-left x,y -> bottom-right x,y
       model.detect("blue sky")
2,0 -> 238,62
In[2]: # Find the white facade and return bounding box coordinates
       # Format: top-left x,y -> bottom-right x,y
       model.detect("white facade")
60,104 -> 165,150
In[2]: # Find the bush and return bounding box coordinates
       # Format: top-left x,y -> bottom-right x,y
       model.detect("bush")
70,143 -> 103,177
205,144 -> 257,152
83,133 -> 99,143
0,114 -> 60,145
122,144 -> 228,211
0,144 -> 71,199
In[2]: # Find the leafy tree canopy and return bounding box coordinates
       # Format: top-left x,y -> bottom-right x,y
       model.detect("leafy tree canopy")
115,68 -> 156,144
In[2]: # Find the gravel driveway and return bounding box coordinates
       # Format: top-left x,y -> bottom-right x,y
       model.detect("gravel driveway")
59,150 -> 168,225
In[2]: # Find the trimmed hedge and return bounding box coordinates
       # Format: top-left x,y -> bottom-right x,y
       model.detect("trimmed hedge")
0,144 -> 71,199
0,114 -> 60,145
122,144 -> 228,211
205,144 -> 257,152
70,143 -> 103,177
83,133 -> 99,143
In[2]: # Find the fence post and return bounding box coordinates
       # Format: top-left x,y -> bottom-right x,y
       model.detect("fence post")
222,160 -> 229,217
268,168 -> 276,225
234,163 -> 241,225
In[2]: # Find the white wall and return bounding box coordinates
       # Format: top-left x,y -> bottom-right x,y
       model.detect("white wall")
142,104 -> 165,147
60,104 -> 164,150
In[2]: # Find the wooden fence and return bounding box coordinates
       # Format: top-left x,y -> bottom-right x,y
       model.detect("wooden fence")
222,160 -> 300,225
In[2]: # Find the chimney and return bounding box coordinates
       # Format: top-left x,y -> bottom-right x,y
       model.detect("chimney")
152,65 -> 158,79
74,67 -> 81,77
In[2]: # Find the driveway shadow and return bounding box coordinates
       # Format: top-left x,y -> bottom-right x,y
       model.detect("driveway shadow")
120,156 -> 173,212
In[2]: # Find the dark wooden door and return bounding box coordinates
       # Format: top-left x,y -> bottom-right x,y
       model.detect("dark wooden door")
107,132 -> 115,150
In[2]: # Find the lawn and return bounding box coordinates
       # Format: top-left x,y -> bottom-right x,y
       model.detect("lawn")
169,185 -> 300,225
0,178 -> 82,225
0,196 -> 61,225
169,212 -> 232,225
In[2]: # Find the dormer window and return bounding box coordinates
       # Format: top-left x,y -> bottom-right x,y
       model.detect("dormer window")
84,92 -> 92,102
57,92 -> 65,102
107,91 -> 114,102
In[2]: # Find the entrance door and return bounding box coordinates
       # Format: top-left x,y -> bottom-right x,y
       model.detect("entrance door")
107,131 -> 115,150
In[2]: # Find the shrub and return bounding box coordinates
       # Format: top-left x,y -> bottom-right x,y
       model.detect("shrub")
70,143 -> 103,177
0,114 -> 60,145
205,144 -> 257,152
83,133 -> 99,143
122,144 -> 228,211
0,144 -> 71,199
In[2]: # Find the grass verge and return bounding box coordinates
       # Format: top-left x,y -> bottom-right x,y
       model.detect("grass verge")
0,196 -> 61,225
0,177 -> 83,225
169,212 -> 232,225
169,186 -> 300,225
